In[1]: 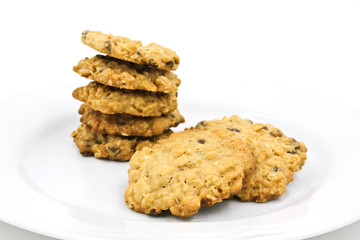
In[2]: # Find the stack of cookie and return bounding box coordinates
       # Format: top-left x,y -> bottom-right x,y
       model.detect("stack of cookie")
71,30 -> 184,161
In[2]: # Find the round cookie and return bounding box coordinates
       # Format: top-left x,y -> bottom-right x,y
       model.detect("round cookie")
124,129 -> 254,218
78,104 -> 185,137
81,30 -> 180,71
72,81 -> 178,117
73,55 -> 181,93
71,124 -> 173,161
192,116 -> 307,202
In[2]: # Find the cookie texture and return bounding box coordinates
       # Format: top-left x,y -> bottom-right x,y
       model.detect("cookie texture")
192,116 -> 307,202
78,104 -> 185,137
124,129 -> 254,218
72,81 -> 177,116
73,55 -> 181,93
71,124 -> 172,161
81,30 -> 179,71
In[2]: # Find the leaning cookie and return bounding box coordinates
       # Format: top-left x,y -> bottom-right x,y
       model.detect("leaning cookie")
192,116 -> 307,203
78,104 -> 185,137
71,124 -> 173,161
73,55 -> 181,93
72,81 -> 178,116
124,129 -> 254,218
81,30 -> 179,71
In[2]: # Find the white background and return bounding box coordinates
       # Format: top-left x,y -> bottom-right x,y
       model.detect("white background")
0,0 -> 359,239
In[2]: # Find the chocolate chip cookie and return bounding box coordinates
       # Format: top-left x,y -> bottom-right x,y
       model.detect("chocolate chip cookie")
192,116 -> 307,202
71,124 -> 173,161
124,129 -> 254,217
81,30 -> 179,71
73,55 -> 181,93
72,81 -> 178,116
78,104 -> 184,137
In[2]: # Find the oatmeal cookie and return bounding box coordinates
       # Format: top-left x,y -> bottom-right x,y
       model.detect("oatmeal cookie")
192,116 -> 307,202
72,81 -> 177,116
124,129 -> 254,218
71,124 -> 172,161
78,104 -> 185,137
81,30 -> 179,71
73,55 -> 181,93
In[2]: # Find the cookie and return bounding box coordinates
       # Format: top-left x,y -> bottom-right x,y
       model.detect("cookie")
72,81 -> 178,116
192,116 -> 307,202
73,55 -> 181,93
71,124 -> 173,161
124,129 -> 254,218
81,30 -> 180,71
78,104 -> 185,137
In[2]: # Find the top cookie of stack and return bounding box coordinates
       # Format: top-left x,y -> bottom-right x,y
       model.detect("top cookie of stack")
71,30 -> 184,161
80,30 -> 179,72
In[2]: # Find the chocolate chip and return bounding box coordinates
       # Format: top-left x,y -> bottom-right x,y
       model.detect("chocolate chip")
270,129 -> 283,137
287,150 -> 296,154
262,126 -> 268,130
295,146 -> 300,150
108,146 -> 120,156
82,30 -> 89,40
272,167 -> 280,172
227,127 -> 240,133
131,143 -> 137,151
165,61 -> 174,68
148,59 -> 158,68
197,121 -> 207,127
136,50 -> 141,56
198,139 -> 206,144
149,209 -> 158,215
201,199 -> 211,206
81,150 -> 92,156
99,68 -> 106,73
247,119 -> 254,124
104,41 -> 111,52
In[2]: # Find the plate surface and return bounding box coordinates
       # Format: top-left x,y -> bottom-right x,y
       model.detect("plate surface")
0,87 -> 359,240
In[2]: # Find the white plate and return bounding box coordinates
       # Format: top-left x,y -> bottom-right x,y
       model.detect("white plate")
1,86 -> 359,240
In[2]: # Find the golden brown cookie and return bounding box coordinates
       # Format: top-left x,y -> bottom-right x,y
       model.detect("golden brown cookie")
191,116 -> 307,202
72,81 -> 178,116
124,129 -> 254,218
71,124 -> 173,161
81,30 -> 179,71
78,104 -> 185,137
73,55 -> 181,93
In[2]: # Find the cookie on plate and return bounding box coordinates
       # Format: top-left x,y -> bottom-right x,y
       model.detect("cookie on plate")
73,55 -> 181,93
71,124 -> 173,161
78,104 -> 184,137
72,81 -> 178,116
124,129 -> 254,218
81,30 -> 180,71
192,116 -> 307,202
